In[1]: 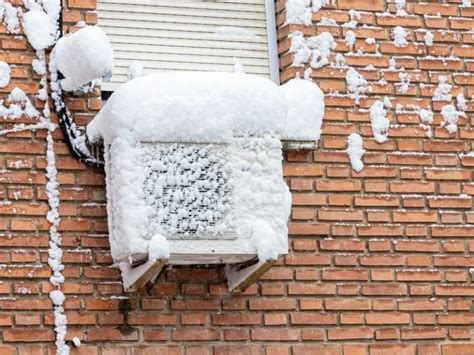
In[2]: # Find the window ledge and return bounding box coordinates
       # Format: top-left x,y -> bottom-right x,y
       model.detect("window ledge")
282,140 -> 319,150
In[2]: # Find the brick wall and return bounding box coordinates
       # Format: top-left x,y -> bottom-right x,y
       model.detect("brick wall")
0,0 -> 472,354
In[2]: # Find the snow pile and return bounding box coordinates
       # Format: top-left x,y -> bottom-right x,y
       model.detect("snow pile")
0,61 -> 10,88
424,31 -> 434,46
345,30 -> 356,51
346,68 -> 370,105
460,0 -> 471,7
22,10 -> 56,50
393,26 -> 408,48
127,60 -> 143,81
433,76 -> 452,101
347,133 -> 365,172
0,2 -> 21,33
369,100 -> 390,143
440,104 -> 466,133
290,31 -> 336,68
54,26 -> 113,91
285,0 -> 312,25
290,32 -> 311,66
307,32 -> 336,68
395,0 -> 407,16
87,72 -> 325,143
0,87 -> 39,119
280,78 -> 325,140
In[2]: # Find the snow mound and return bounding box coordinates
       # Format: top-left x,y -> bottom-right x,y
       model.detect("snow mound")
280,78 -> 325,141
22,10 -> 56,50
148,234 -> 170,261
54,26 -> 113,91
441,104 -> 465,133
87,72 -> 325,143
369,100 -> 390,143
347,133 -> 365,172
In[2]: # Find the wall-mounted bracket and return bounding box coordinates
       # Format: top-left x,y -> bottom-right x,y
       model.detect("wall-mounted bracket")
226,258 -> 276,293
119,258 -> 168,292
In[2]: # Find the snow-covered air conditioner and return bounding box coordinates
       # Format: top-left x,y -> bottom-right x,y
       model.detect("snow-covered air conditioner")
87,72 -> 324,292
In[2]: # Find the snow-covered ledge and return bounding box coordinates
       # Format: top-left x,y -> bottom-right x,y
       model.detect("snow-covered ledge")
87,72 -> 324,292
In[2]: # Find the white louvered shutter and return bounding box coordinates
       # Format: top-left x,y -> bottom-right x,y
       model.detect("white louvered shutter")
97,0 -> 279,91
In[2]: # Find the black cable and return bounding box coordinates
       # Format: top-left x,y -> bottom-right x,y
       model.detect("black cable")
52,5 -> 105,169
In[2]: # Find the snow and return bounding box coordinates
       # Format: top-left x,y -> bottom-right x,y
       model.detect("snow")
280,78 -> 325,140
311,0 -> 328,12
127,60 -> 143,81
424,31 -> 434,46
148,234 -> 170,261
22,10 -> 56,50
393,26 -> 408,48
87,72 -> 324,143
457,93 -> 467,111
460,0 -> 471,7
395,0 -> 407,16
346,68 -> 370,105
290,31 -> 311,66
345,30 -> 356,51
334,53 -> 346,67
49,290 -> 65,306
54,26 -> 113,91
369,100 -> 390,143
440,104 -> 465,133
433,76 -> 452,101
365,37 -> 376,45
307,32 -> 336,68
214,26 -> 259,41
347,133 -> 365,172
251,220 -> 281,261
0,87 -> 39,119
42,0 -> 61,21
285,0 -> 312,25
72,337 -> 81,347
0,2 -> 21,33
0,61 -> 10,88
388,58 -> 397,70
398,72 -> 410,93
343,9 -> 360,28
32,58 -> 47,76
419,108 -> 434,124
319,17 -> 337,26
290,31 -> 336,68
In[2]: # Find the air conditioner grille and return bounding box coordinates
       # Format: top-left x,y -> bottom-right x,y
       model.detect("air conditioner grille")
141,143 -> 236,239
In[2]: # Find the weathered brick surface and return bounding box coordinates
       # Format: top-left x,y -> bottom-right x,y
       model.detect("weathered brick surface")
0,0 -> 471,354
